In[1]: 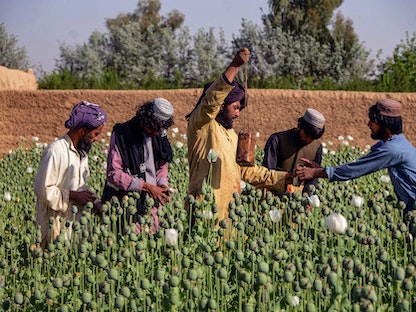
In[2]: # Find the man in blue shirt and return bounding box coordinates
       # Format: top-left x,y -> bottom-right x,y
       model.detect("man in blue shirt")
296,99 -> 416,216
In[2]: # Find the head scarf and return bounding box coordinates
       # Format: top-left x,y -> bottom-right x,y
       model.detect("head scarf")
64,101 -> 107,130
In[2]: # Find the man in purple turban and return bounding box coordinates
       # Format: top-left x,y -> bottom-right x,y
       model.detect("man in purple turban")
34,100 -> 107,248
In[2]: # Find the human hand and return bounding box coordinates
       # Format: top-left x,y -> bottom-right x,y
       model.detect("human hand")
70,190 -> 97,206
230,47 -> 250,67
143,183 -> 170,205
299,158 -> 319,168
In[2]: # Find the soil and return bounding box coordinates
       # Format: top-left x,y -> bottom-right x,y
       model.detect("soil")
1,68 -> 416,157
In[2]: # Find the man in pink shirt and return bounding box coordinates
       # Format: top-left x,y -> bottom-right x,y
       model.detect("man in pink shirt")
102,98 -> 174,233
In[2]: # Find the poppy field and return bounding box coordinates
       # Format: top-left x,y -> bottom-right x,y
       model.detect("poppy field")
0,132 -> 415,311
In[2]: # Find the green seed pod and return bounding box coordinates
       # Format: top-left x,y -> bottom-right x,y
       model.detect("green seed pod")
99,282 -> 110,294
182,280 -> 191,291
284,271 -> 294,283
405,264 -> 415,277
242,302 -> 254,312
46,287 -> 58,299
235,250 -> 244,262
170,276 -> 180,287
141,278 -> 151,290
192,286 -> 200,298
199,297 -> 209,310
217,268 -> 228,279
120,286 -> 131,298
52,277 -> 63,289
187,269 -> 198,281
108,268 -> 119,281
258,262 -> 269,274
327,271 -> 338,287
238,270 -> 251,284
219,219 -> 228,229
14,293 -> 24,305
306,302 -> 316,312
81,292 -> 92,304
115,295 -> 125,309
402,278 -> 413,291
59,304 -> 69,312
256,272 -> 268,286
300,277 -> 312,289
204,255 -> 214,266
313,278 -> 323,292
394,267 -> 406,281
343,257 -> 354,270
360,299 -> 374,312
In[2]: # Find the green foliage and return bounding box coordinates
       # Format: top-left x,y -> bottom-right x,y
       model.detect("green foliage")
376,32 -> 416,92
1,134 -> 416,311
0,22 -> 30,70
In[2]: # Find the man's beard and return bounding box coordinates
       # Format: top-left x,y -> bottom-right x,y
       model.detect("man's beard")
216,110 -> 233,129
371,127 -> 388,141
78,135 -> 92,154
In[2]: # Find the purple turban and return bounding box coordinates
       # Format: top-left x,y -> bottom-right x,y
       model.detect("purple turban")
224,81 -> 246,109
64,101 -> 107,130
185,80 -> 246,120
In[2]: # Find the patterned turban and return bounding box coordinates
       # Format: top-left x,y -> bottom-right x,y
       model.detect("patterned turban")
64,101 -> 107,130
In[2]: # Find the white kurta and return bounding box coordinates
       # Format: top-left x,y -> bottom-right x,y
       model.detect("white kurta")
34,133 -> 90,247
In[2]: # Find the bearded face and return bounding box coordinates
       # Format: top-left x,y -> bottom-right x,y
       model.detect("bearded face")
216,108 -> 234,129
78,134 -> 92,153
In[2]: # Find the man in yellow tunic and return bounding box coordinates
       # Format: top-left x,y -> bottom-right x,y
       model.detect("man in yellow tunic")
186,48 -> 288,226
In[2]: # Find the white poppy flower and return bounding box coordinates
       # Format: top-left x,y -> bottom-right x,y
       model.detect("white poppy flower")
32,136 -> 39,142
175,142 -> 184,149
342,141 -> 349,146
165,228 -> 178,246
180,134 -> 187,141
207,148 -> 218,163
330,150 -> 336,156
291,295 -> 300,306
4,192 -> 12,201
174,158 -> 181,165
172,133 -> 176,138
240,180 -> 246,190
337,135 -> 344,141
322,147 -> 328,155
256,132 -> 260,138
351,195 -> 364,208
100,138 -> 106,144
92,156 -> 98,162
202,210 -> 213,219
347,135 -> 354,141
269,210 -> 282,223
327,141 -> 333,146
308,195 -> 320,208
380,175 -> 391,183
26,167 -> 33,174
321,142 -> 326,147
172,127 -> 179,134
326,213 -> 347,234
365,145 -> 371,151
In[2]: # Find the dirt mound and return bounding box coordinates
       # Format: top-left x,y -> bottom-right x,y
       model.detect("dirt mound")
1,89 -> 416,157
0,66 -> 38,91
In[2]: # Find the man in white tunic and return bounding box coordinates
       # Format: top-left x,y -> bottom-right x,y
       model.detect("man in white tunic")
34,101 -> 107,248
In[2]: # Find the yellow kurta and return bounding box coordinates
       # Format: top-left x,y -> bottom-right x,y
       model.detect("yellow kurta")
187,76 -> 286,223
34,134 -> 90,247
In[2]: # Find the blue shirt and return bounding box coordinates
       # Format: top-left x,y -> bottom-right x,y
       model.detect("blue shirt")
326,134 -> 416,212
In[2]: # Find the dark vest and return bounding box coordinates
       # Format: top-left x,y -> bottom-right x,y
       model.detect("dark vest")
275,129 -> 321,171
102,116 -> 173,216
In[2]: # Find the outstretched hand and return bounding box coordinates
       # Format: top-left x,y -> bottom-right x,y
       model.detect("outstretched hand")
295,158 -> 327,181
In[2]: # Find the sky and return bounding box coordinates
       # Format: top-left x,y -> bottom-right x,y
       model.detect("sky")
1,0 -> 415,73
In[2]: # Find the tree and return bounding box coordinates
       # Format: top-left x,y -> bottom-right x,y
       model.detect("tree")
265,0 -> 343,44
377,32 -> 416,92
0,22 -> 30,70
